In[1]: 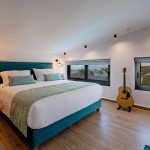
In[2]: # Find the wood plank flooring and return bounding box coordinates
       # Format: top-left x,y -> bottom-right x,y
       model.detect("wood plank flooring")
0,100 -> 150,150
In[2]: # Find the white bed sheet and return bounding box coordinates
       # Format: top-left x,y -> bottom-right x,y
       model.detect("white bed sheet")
0,80 -> 103,129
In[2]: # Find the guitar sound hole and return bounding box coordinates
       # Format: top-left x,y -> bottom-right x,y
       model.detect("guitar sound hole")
122,90 -> 126,94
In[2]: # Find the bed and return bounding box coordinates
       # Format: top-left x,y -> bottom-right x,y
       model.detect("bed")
0,61 -> 102,150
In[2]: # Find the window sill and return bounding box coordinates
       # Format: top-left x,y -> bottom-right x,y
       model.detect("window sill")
68,78 -> 110,86
135,87 -> 150,92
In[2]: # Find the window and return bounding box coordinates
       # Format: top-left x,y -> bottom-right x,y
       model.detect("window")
70,65 -> 85,79
88,64 -> 109,81
67,59 -> 110,86
135,57 -> 150,91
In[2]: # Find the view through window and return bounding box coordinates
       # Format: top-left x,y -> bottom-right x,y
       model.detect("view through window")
67,59 -> 110,86
88,64 -> 109,81
141,63 -> 150,85
70,65 -> 85,79
135,57 -> 150,91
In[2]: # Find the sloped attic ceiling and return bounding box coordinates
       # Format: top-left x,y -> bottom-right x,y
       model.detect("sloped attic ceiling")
0,0 -> 150,54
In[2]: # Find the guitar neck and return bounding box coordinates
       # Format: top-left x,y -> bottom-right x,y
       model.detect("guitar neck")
123,73 -> 126,91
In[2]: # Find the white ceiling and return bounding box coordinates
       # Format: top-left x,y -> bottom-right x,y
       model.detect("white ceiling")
0,0 -> 150,54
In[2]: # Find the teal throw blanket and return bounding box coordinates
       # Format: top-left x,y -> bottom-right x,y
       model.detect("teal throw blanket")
10,81 -> 95,136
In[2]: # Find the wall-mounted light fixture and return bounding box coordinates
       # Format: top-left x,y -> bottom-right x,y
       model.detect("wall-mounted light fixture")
55,59 -> 63,67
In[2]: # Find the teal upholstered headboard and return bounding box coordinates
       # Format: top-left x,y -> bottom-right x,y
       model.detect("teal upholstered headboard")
0,61 -> 52,83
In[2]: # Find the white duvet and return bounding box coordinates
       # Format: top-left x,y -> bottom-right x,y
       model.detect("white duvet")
0,80 -> 102,129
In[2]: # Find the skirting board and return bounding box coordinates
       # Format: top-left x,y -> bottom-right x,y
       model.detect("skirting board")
103,98 -> 150,111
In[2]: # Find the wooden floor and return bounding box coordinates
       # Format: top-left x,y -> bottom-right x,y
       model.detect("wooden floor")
0,100 -> 150,150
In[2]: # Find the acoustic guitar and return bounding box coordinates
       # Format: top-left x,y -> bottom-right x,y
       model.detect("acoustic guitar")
117,68 -> 134,112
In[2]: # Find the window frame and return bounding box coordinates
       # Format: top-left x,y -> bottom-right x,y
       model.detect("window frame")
135,57 -> 150,91
67,60 -> 110,86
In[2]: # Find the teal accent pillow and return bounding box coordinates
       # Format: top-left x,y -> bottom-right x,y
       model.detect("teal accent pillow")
9,75 -> 36,86
44,73 -> 62,81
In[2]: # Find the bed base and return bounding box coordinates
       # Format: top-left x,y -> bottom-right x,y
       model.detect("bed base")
28,99 -> 101,150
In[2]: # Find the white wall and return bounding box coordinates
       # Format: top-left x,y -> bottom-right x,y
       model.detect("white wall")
0,49 -> 66,77
66,27 -> 150,108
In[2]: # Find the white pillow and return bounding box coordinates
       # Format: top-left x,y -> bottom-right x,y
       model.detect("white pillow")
0,70 -> 31,86
33,68 -> 53,81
